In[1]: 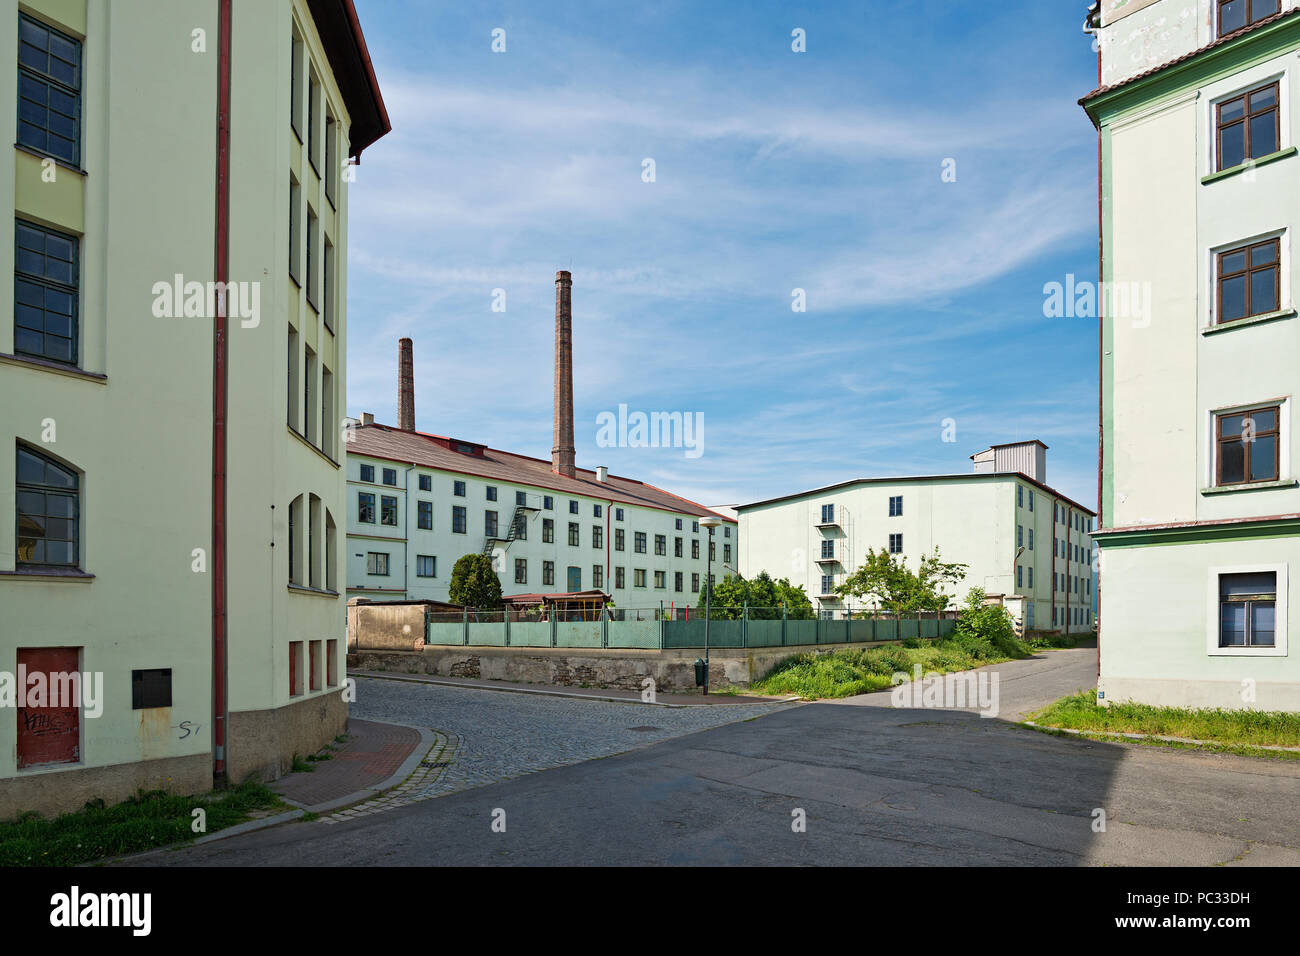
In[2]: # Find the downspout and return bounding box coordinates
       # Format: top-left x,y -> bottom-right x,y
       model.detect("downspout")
1051,495 -> 1058,629
1087,5 -> 1104,677
211,0 -> 232,786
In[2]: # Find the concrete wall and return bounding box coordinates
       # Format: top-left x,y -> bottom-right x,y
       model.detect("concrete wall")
227,688 -> 348,783
348,602 -> 427,651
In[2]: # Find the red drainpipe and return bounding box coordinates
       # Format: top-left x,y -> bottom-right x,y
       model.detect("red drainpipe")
1095,39 -> 1104,680
211,0 -> 232,784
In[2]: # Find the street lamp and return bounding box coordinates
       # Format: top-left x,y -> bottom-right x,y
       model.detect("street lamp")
699,516 -> 723,695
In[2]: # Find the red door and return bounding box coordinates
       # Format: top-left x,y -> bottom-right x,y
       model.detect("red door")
17,647 -> 81,769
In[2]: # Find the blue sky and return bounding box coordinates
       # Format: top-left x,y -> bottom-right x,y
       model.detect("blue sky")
345,0 -> 1101,509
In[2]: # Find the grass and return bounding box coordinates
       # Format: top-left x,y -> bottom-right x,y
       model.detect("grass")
1028,689 -> 1300,750
0,782 -> 284,867
750,631 -> 1031,700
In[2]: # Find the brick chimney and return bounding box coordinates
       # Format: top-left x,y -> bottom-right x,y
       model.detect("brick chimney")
552,271 -> 576,477
398,337 -> 415,432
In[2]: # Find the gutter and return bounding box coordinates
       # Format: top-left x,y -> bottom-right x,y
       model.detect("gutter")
211,0 -> 232,785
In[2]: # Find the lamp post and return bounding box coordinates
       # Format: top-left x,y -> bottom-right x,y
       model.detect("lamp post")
699,516 -> 723,694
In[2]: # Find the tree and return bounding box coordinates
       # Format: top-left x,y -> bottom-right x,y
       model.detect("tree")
696,570 -> 816,619
836,548 -> 967,614
448,553 -> 503,610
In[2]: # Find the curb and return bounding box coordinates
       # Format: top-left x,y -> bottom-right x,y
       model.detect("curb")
278,723 -> 440,814
350,670 -> 800,707
1022,720 -> 1300,753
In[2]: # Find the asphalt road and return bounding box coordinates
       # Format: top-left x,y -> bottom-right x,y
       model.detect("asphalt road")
130,645 -> 1300,866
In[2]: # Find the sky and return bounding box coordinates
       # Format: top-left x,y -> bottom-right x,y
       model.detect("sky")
344,0 -> 1102,511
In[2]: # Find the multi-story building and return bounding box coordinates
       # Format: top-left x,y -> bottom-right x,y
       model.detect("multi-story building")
736,441 -> 1096,630
1084,0 -> 1300,710
0,0 -> 388,816
346,279 -> 737,610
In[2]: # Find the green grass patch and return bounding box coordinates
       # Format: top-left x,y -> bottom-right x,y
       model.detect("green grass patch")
1029,690 -> 1300,749
0,782 -> 283,867
751,630 -> 1031,700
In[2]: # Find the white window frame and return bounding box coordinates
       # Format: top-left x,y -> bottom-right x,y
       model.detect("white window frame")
1206,563 -> 1288,657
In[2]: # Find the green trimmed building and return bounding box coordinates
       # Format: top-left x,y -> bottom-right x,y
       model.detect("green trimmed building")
1084,0 -> 1300,710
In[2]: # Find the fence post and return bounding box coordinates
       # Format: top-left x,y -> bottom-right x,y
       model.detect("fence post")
550,611 -> 557,648
462,607 -> 469,646
743,602 -> 749,648
504,609 -> 511,647
845,604 -> 851,644
781,603 -> 787,647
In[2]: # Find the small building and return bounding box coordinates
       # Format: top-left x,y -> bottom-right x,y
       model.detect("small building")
736,441 -> 1096,633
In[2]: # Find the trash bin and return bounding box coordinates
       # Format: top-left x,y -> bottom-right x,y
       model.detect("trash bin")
694,657 -> 708,688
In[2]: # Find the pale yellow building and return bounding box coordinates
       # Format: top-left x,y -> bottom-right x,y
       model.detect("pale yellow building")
0,0 -> 388,816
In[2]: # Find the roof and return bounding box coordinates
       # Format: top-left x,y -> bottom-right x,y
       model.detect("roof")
502,590 -> 611,605
1080,7 -> 1300,114
736,471 -> 1097,517
970,439 -> 1049,459
307,0 -> 391,157
348,423 -> 737,522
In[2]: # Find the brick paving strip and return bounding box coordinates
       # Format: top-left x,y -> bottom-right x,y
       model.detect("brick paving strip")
273,718 -> 433,813
348,669 -> 798,706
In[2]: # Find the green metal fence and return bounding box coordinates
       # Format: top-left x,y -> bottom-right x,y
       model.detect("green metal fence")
425,607 -> 959,650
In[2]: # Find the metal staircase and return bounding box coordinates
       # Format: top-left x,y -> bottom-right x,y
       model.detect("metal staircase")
482,498 -> 541,556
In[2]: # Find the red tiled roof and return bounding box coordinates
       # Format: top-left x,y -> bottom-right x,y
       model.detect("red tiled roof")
349,423 -> 736,522
1081,8 -> 1300,111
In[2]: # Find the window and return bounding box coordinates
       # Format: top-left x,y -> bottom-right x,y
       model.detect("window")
1028,491 -> 1034,512
1220,572 -> 1278,647
381,496 -> 398,527
306,208 -> 318,309
382,468 -> 397,486
709,541 -> 716,561
1217,238 -> 1279,323
132,669 -> 172,710
287,327 -> 300,427
655,534 -> 666,556
567,567 -> 582,591
485,511 -> 499,538
323,238 -> 336,333
357,492 -> 375,524
515,558 -> 527,584
486,486 -> 497,501
725,526 -> 731,538
416,555 -> 435,577
417,500 -> 432,530
325,110 -> 338,206
366,552 -> 389,576
821,539 -> 834,559
419,475 -> 431,492
290,26 -> 303,137
675,518 -> 683,531
692,539 -> 700,560
452,505 -> 467,534
1217,81 -> 1279,172
289,177 -> 301,284
1017,485 -> 1023,507
1028,529 -> 1035,550
616,566 -> 625,589
634,569 -> 647,588
517,491 -> 527,506
303,346 -> 316,444
691,572 -> 700,594
888,495 -> 903,517
543,561 -> 554,587
616,508 -> 624,521
594,504 -> 602,518
17,15 -> 81,166
454,481 -> 466,497
1016,566 -> 1023,589
544,496 -> 554,510
1017,525 -> 1023,548
724,544 -> 732,564
615,528 -> 625,551
592,525 -> 603,549
593,565 -> 603,589
821,574 -> 834,595
16,446 -> 78,566
1218,0 -> 1280,39
288,496 -> 301,584
888,533 -> 903,554
1028,567 -> 1034,588
543,518 -> 554,543
820,504 -> 834,523
568,522 -> 580,546
15,221 -> 78,365
321,366 -> 335,459
654,570 -> 666,589
675,537 -> 683,558
675,571 -> 683,592
635,532 -> 647,553
1216,405 -> 1280,485
308,70 -> 320,172
513,512 -> 527,541
569,500 -> 579,514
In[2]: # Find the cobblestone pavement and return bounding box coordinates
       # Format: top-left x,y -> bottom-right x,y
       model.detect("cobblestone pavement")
323,676 -> 798,823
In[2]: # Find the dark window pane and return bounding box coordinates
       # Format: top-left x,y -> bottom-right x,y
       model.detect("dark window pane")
16,490 -> 44,514
19,18 -> 46,47
1249,112 -> 1277,157
1220,123 -> 1245,169
1251,242 -> 1277,266
1249,408 -> 1277,431
16,280 -> 43,308
1251,268 -> 1277,313
1220,440 -> 1246,484
43,461 -> 75,488
44,540 -> 73,565
14,327 -> 43,355
17,448 -> 45,483
1221,250 -> 1247,274
46,336 -> 72,362
15,304 -> 44,331
1220,95 -> 1246,123
1249,85 -> 1277,113
1220,0 -> 1246,33
1221,572 -> 1276,597
1250,436 -> 1277,480
45,493 -> 74,517
1251,602 -> 1276,646
1220,603 -> 1247,645
1255,0 -> 1280,17
1221,274 -> 1246,321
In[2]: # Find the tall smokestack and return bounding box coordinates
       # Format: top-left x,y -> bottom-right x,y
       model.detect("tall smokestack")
552,271 -> 576,477
398,337 -> 415,432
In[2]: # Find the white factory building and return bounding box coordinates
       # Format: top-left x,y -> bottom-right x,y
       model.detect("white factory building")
736,441 -> 1096,633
